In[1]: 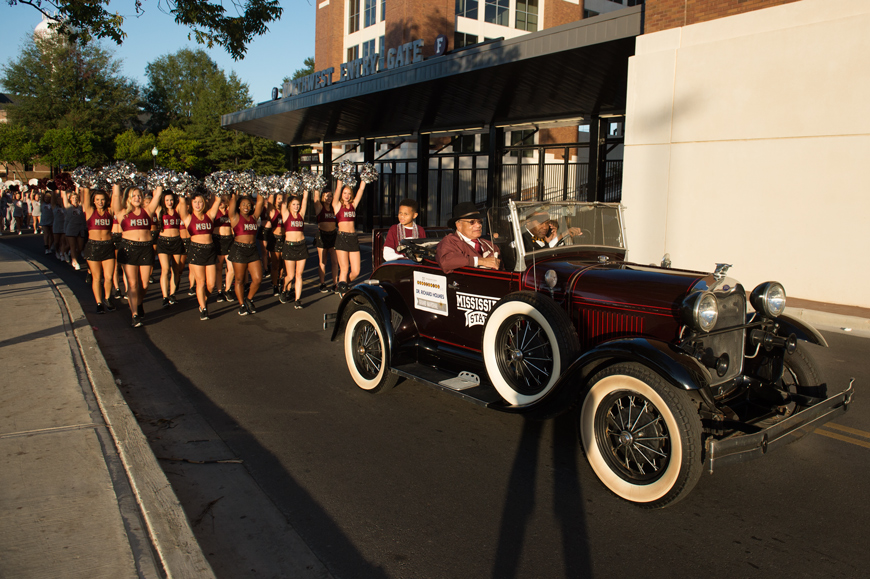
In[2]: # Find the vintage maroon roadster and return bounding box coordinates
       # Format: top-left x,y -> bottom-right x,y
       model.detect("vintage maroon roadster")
326,200 -> 854,508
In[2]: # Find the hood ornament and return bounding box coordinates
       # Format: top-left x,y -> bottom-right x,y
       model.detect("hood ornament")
713,263 -> 732,281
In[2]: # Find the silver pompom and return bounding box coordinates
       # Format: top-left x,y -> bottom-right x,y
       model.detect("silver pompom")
360,162 -> 379,184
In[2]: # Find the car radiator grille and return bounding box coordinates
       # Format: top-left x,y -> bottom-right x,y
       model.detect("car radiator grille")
706,292 -> 746,385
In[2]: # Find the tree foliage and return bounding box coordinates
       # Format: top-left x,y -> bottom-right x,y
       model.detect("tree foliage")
144,48 -> 251,133
142,48 -> 286,175
114,129 -> 157,165
0,32 -> 138,164
7,0 -> 283,60
39,127 -> 101,168
0,122 -> 40,168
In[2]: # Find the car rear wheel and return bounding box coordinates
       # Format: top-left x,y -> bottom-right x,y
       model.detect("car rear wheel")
482,292 -> 580,406
579,362 -> 703,508
343,307 -> 398,393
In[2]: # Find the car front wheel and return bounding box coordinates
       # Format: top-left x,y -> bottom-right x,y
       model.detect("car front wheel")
579,362 -> 703,508
343,307 -> 398,393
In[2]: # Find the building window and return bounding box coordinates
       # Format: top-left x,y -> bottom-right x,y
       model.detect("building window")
378,35 -> 385,68
381,0 -> 386,21
454,32 -> 479,49
364,0 -> 377,28
347,44 -> 359,62
484,0 -> 509,26
516,0 -> 538,32
348,0 -> 360,34
362,38 -> 376,58
509,130 -> 535,158
584,10 -> 599,18
456,0 -> 478,19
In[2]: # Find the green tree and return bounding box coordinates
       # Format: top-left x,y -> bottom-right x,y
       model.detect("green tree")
39,127 -> 102,168
0,33 -> 139,160
144,48 -> 250,133
0,123 -> 40,176
144,48 -> 286,175
156,126 -> 203,172
7,0 -> 282,60
114,129 -> 157,165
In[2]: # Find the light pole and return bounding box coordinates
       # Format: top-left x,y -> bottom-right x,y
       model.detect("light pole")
151,147 -> 158,169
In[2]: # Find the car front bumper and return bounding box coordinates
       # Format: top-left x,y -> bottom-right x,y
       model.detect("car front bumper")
704,379 -> 855,473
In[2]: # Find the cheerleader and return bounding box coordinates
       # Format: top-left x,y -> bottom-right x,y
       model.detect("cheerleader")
178,191 -> 222,320
52,189 -> 67,262
314,189 -> 338,293
111,184 -> 164,328
40,191 -> 54,254
156,191 -> 185,308
264,193 -> 286,296
80,187 -> 116,313
331,179 -> 366,296
61,189 -> 87,270
227,192 -> 265,315
111,213 -> 126,301
279,188 -> 310,309
214,198 -> 235,302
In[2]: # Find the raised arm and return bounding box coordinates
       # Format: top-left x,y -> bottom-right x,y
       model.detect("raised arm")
300,188 -> 310,216
206,194 -> 222,219
227,192 -> 238,221
111,184 -> 124,216
81,187 -> 93,218
60,189 -> 71,208
145,186 -> 163,216
351,181 -> 366,209
332,180 -> 343,213
252,193 -> 266,220
177,196 -> 190,223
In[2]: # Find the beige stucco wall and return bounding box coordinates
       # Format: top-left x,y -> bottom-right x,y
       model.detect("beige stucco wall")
622,0 -> 870,308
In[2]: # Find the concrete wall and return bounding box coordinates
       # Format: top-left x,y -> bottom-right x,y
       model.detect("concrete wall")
622,0 -> 870,308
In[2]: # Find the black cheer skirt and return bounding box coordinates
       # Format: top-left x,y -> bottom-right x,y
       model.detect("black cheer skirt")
83,238 -> 115,262
188,240 -> 217,266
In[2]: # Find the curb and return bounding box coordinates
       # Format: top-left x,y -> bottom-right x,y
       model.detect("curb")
784,306 -> 870,338
12,248 -> 216,579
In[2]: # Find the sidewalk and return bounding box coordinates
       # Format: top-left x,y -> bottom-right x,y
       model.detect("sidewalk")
0,243 -> 214,579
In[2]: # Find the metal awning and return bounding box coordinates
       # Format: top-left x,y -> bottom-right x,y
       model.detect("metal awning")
221,6 -> 642,146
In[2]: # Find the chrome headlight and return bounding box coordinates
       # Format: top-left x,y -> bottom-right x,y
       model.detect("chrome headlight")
750,282 -> 786,317
681,291 -> 719,333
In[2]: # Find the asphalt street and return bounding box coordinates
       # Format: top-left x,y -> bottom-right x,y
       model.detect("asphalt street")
3,231 -> 868,579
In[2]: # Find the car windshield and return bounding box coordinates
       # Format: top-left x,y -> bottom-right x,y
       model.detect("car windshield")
486,201 -> 625,271
513,201 -> 624,247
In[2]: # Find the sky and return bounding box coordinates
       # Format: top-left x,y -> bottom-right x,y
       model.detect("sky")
0,1 -> 316,106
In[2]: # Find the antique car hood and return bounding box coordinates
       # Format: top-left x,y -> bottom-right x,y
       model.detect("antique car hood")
523,258 -> 707,316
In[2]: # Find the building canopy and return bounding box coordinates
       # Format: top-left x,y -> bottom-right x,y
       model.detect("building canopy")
221,7 -> 641,146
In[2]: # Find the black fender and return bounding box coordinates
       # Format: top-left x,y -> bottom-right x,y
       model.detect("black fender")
775,314 -> 829,347
330,284 -> 395,357
498,338 -> 714,419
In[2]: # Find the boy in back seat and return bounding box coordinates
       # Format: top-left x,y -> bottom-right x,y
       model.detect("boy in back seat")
383,198 -> 427,262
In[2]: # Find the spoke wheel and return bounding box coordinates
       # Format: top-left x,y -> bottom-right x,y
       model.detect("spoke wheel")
595,390 -> 671,483
495,314 -> 554,396
343,307 -> 398,393
579,362 -> 703,508
482,292 -> 580,407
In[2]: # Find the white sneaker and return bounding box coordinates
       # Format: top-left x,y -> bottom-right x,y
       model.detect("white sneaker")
73,262 -> 81,270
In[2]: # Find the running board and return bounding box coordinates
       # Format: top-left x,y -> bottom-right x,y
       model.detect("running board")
391,363 -> 504,408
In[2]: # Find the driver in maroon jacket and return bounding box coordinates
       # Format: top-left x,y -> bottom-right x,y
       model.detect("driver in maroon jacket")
435,202 -> 501,274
